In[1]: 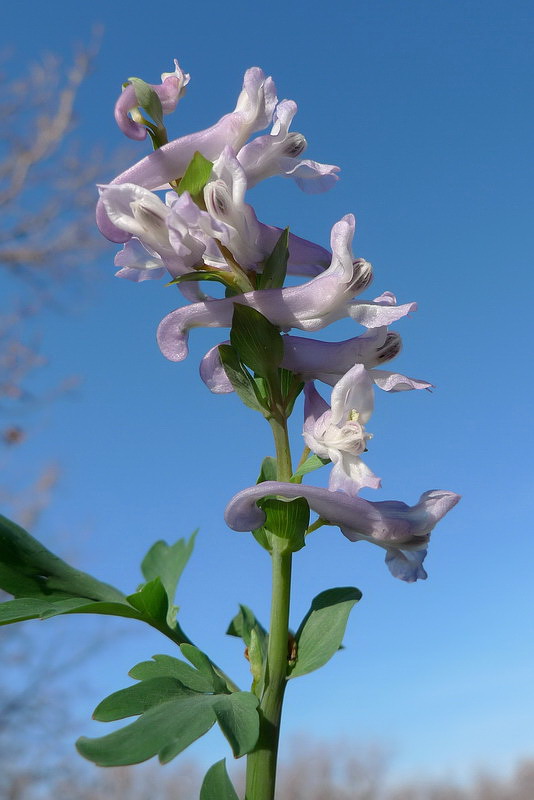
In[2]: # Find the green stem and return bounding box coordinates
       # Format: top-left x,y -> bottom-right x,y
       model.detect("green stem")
245,414 -> 293,800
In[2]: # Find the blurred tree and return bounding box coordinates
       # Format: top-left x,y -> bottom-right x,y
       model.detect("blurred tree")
0,40 -> 127,800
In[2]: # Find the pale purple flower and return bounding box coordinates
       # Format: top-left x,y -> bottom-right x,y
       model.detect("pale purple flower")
157,214 -> 416,362
97,67 -> 277,243
224,481 -> 461,582
200,327 -> 431,394
200,147 -> 331,276
304,365 -> 380,494
114,59 -> 190,141
114,238 -> 166,281
98,183 -> 176,259
237,99 -> 340,193
100,185 -> 227,294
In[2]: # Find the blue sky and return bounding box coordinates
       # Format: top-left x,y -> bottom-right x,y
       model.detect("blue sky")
2,0 -> 533,786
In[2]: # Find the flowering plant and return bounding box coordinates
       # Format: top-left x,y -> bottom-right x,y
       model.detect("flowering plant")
0,61 -> 459,799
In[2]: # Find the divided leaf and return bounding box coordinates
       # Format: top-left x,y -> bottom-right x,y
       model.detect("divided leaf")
129,654 -> 214,693
0,514 -> 194,646
126,578 -> 168,625
0,514 -> 125,605
289,587 -> 362,678
77,655 -> 259,766
141,532 -> 196,611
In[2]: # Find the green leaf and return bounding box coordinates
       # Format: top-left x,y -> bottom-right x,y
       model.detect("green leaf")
254,496 -> 310,554
0,514 -> 192,646
0,514 -> 125,604
129,654 -> 214,693
200,760 -> 239,800
127,77 -> 164,127
177,151 -> 214,198
126,577 -> 168,624
212,692 -> 260,757
93,677 -> 194,722
77,680 -> 259,766
230,304 -> 283,379
77,694 -> 218,766
218,344 -> 268,415
141,532 -> 196,612
180,644 -> 229,694
289,587 -> 362,678
257,227 -> 289,290
290,453 -> 331,482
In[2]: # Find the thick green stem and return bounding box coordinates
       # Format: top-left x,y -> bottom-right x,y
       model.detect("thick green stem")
245,548 -> 292,799
245,414 -> 293,800
269,415 -> 293,483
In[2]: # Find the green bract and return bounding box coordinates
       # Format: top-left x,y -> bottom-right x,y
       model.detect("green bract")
177,151 -> 214,200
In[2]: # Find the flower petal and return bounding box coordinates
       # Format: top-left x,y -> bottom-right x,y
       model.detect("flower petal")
199,342 -> 233,393
369,369 -> 433,392
329,363 -> 374,425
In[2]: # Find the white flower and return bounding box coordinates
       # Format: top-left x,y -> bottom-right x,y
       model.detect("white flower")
303,364 -> 381,494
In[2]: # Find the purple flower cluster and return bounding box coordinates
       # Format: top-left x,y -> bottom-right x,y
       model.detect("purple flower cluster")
99,62 -> 459,582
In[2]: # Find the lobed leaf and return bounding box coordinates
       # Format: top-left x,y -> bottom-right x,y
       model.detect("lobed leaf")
129,654 -> 213,693
141,533 -> 196,611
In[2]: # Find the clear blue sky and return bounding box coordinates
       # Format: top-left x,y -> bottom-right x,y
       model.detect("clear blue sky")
2,0 -> 533,785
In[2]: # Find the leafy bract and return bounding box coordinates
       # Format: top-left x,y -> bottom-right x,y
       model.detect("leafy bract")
254,496 -> 310,554
289,587 -> 362,678
77,650 -> 259,766
177,151 -> 214,199
257,227 -> 289,290
230,304 -> 283,379
218,344 -> 269,416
